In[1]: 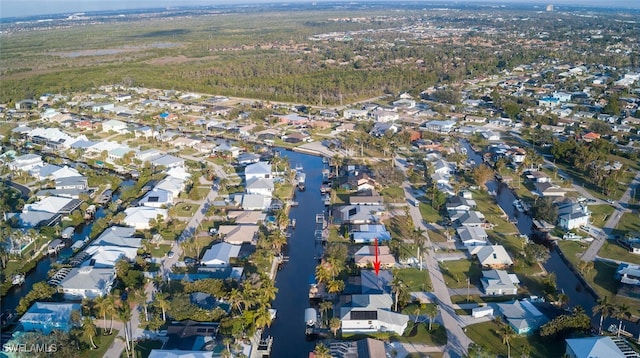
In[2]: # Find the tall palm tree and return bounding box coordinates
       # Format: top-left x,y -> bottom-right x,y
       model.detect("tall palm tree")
319,300 -> 333,326
254,305 -> 273,330
326,279 -> 345,296
314,343 -> 332,358
155,292 -> 170,321
498,322 -> 515,358
613,303 -> 632,337
82,317 -> 97,349
93,296 -> 108,333
329,317 -> 342,338
424,303 -> 438,330
592,296 -> 615,334
315,263 -> 332,285
391,271 -> 405,312
132,288 -> 149,322
227,288 -> 245,314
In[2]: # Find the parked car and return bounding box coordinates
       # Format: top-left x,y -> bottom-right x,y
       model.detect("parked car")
167,251 -> 175,259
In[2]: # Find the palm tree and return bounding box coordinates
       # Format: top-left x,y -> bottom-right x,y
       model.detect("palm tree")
93,296 -> 108,333
391,271 -> 405,312
254,305 -> 273,330
319,300 -> 333,326
613,303 -> 632,337
228,288 -> 245,314
592,296 -> 615,334
315,263 -> 332,285
132,288 -> 149,322
326,279 -> 345,296
104,295 -> 117,334
82,317 -> 98,349
424,303 -> 438,330
329,317 -> 342,338
155,292 -> 170,321
314,343 -> 332,358
497,322 -> 515,358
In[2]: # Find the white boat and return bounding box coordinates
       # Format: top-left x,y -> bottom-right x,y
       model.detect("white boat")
291,219 -> 296,228
269,309 -> 277,321
513,200 -> 525,213
12,273 -> 25,286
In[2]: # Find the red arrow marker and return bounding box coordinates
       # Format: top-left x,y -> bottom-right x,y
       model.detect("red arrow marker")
373,237 -> 381,276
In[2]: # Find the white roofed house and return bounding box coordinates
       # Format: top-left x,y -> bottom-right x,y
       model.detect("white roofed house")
245,177 -> 274,197
123,207 -> 168,230
8,153 -> 43,171
58,266 -> 116,300
19,302 -> 82,334
139,188 -> 174,208
217,225 -> 260,245
101,119 -> 128,134
556,200 -> 590,230
471,245 -> 514,269
154,177 -> 187,197
457,226 -> 489,248
245,161 -> 272,181
148,154 -> 185,169
481,270 -> 520,296
201,242 -> 241,268
340,294 -> 409,336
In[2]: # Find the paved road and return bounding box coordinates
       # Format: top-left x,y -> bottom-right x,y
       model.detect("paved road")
397,177 -> 472,357
581,171 -> 640,262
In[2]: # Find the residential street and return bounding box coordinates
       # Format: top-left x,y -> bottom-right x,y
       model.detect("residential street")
581,171 -> 640,262
402,180 -> 473,358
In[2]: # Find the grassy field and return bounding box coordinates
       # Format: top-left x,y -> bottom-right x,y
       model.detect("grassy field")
465,321 -> 565,358
438,259 -> 481,289
149,244 -> 172,258
395,267 -> 432,292
419,202 -> 443,224
556,240 -> 589,266
381,185 -> 406,203
274,183 -> 294,200
393,321 -> 447,347
588,204 -> 616,228
173,202 -> 199,217
81,328 -> 117,358
611,212 -> 640,238
598,241 -> 640,265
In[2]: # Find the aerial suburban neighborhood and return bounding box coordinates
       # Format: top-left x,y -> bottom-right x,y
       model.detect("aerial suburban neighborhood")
1,2 -> 640,358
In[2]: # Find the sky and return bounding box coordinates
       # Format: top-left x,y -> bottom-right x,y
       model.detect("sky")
1,0 -> 639,19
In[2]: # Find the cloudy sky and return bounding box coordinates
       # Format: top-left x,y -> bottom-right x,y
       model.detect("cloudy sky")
1,0 -> 639,19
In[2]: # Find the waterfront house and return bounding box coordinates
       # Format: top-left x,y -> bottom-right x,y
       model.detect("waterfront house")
154,176 -> 187,197
335,205 -> 386,225
556,200 -> 590,230
351,224 -> 392,244
457,226 -> 489,248
20,302 -> 81,334
139,189 -> 174,208
123,207 -> 168,230
339,293 -> 409,336
226,210 -> 266,225
565,336 -> 630,358
495,300 -> 548,334
456,211 -> 486,228
360,270 -> 393,295
535,182 -> 567,197
246,177 -> 275,197
201,242 -> 241,267
8,153 -> 43,171
615,263 -> 640,286
238,194 -> 271,211
349,193 -> 384,206
420,120 -> 456,133
217,225 -> 260,245
354,245 -> 396,269
327,338 -> 386,358
481,270 -> 520,296
471,245 -> 513,269
58,266 -> 115,300
245,161 -> 272,181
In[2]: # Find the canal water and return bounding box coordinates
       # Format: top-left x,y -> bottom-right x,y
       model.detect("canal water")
2,180 -> 133,314
462,140 -> 639,337
264,149 -> 325,357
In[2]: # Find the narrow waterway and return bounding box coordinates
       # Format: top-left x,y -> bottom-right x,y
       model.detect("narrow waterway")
264,149 -> 325,357
2,180 -> 133,314
462,140 -> 639,337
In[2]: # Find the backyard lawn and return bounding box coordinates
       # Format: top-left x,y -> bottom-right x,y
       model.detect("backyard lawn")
173,202 -> 199,217
612,212 -> 640,237
395,267 -> 432,292
588,204 -> 615,228
465,321 -> 565,358
381,185 -> 406,203
393,321 -> 447,347
419,202 -> 442,224
439,259 -> 481,289
598,241 -> 640,265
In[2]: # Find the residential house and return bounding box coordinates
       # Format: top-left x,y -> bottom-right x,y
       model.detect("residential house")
217,225 -> 260,245
456,211 -> 486,228
335,205 -> 386,225
420,120 -> 456,133
446,195 -> 476,215
556,200 -> 590,230
245,161 -> 272,181
227,211 -> 266,225
246,177 -> 275,197
343,109 -> 369,120
19,302 -> 82,334
154,177 -> 187,197
239,194 -> 271,211
5,195 -> 81,228
581,132 -> 601,142
58,266 -> 116,300
535,182 -> 566,197
139,189 -> 174,208
101,119 -> 128,134
351,224 -> 392,244
55,176 -> 88,190
148,154 -> 184,169
370,122 -> 400,137
433,159 -> 455,175
481,270 -> 520,296
354,245 -> 396,269
495,300 -> 548,334
471,245 -> 513,269
457,226 -> 489,248
339,293 -> 409,336
526,171 -> 551,183
201,242 -> 241,267
349,193 -> 384,206
328,338 -> 386,358
123,207 -> 168,230
565,336 -> 631,358
8,154 -> 43,171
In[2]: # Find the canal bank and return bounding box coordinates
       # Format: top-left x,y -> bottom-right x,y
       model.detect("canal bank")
264,149 -> 325,357
462,140 -> 639,337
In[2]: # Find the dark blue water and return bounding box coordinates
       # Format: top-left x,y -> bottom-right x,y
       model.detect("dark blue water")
462,140 -> 639,336
2,180 -> 133,314
264,149 -> 325,357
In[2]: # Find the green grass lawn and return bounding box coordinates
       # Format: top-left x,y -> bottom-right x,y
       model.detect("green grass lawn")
439,259 -> 481,289
150,244 -> 172,258
274,183 -> 294,200
588,204 -> 616,228
427,229 -> 447,243
598,241 -> 640,265
81,328 -> 117,358
131,339 -> 163,358
419,202 -> 442,224
395,267 -> 432,292
465,321 -> 565,358
173,202 -> 199,217
557,240 -> 589,266
393,321 -> 447,347
381,185 -> 405,203
612,212 -> 640,238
